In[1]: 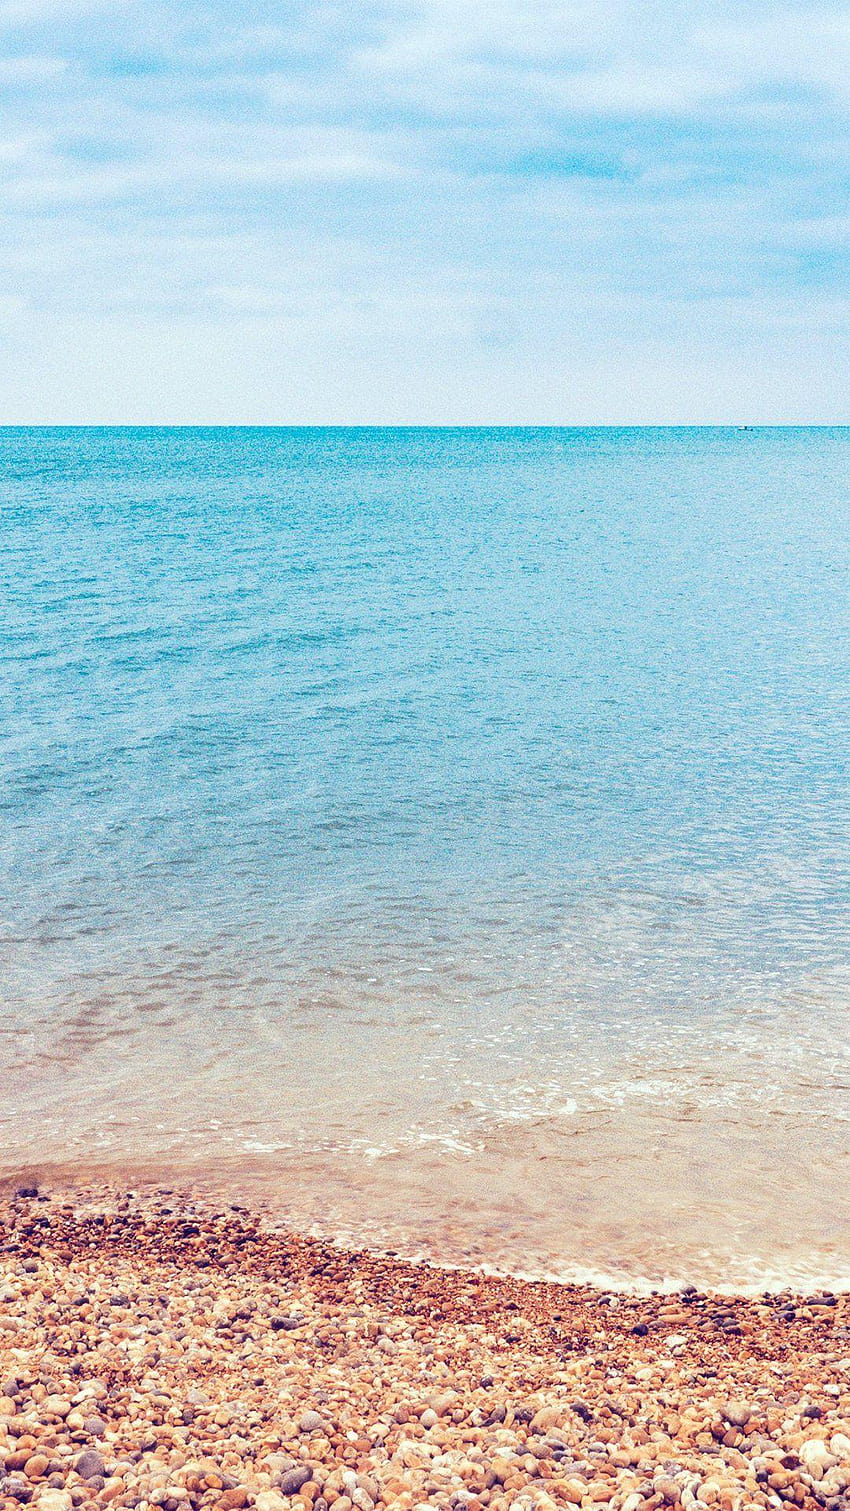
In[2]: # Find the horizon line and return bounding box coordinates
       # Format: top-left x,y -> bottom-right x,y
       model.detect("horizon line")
2,421 -> 849,431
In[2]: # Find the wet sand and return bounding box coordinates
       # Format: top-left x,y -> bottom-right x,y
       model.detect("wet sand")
8,1134 -> 849,1297
1,1183 -> 849,1511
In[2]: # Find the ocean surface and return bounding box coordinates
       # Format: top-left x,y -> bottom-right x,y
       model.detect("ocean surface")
2,426 -> 849,1289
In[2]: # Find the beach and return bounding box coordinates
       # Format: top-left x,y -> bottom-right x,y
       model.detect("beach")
4,0 -> 849,1492
2,1184 -> 849,1511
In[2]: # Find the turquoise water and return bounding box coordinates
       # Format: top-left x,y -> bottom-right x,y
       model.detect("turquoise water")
2,427 -> 849,1286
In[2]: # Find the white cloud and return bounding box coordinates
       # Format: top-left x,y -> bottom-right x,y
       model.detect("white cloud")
0,53 -> 66,80
696,10 -> 850,101
553,64 -> 732,114
0,0 -> 120,23
0,0 -> 847,418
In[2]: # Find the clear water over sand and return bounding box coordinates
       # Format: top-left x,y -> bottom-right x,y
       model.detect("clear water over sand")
2,427 -> 849,1288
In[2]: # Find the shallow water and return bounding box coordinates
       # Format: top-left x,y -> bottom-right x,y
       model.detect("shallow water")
2,426 -> 849,1288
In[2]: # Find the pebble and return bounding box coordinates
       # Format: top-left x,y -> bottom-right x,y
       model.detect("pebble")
0,1184 -> 848,1511
799,1440 -> 836,1476
279,1468 -> 313,1495
75,1450 -> 106,1479
297,1410 -> 325,1433
34,1494 -> 71,1511
40,1398 -> 71,1419
723,1402 -> 752,1428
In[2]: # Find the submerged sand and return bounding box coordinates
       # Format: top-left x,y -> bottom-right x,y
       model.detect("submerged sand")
1,1185 -> 849,1511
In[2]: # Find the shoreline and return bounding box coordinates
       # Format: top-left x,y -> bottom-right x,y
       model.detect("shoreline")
4,1166 -> 849,1301
2,1184 -> 850,1511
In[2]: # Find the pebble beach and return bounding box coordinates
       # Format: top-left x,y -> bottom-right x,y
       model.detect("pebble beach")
2,1186 -> 849,1511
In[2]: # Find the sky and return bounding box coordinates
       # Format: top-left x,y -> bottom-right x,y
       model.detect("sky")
0,0 -> 848,422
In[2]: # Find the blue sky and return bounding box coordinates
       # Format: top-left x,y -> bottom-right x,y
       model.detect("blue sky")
0,0 -> 848,420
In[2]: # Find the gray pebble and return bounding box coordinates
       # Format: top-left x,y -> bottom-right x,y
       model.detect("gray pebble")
75,1451 -> 106,1480
297,1410 -> 324,1434
723,1402 -> 752,1428
280,1467 -> 313,1496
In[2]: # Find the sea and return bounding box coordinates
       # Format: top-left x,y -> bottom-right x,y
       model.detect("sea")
2,426 -> 848,1290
